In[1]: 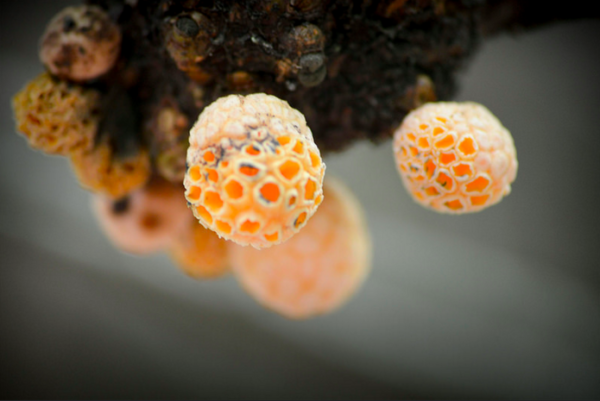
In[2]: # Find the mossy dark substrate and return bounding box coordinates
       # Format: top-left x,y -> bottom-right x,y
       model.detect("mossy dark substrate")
85,0 -> 597,154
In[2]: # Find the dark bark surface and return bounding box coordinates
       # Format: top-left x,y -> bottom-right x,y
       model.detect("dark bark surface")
84,0 -> 598,153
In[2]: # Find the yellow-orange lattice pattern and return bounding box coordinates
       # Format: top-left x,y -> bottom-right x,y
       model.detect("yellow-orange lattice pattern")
393,102 -> 517,213
71,139 -> 151,199
184,94 -> 325,249
230,178 -> 371,319
12,72 -> 100,156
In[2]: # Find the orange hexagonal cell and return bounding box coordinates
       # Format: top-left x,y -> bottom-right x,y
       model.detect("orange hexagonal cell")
224,179 -> 244,200
187,185 -> 201,201
278,159 -> 301,181
239,164 -> 260,177
204,191 -> 224,212
259,182 -> 281,203
304,179 -> 317,200
189,165 -> 202,181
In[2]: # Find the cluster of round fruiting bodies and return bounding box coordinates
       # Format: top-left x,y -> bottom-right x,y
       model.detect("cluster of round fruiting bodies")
92,175 -> 372,318
12,5 -> 152,200
93,178 -> 230,279
231,177 -> 371,319
11,3 -> 519,320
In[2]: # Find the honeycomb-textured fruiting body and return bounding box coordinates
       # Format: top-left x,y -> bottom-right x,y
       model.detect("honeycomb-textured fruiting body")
12,72 -> 100,156
40,5 -> 121,82
169,218 -> 230,279
230,177 -> 371,319
184,94 -> 325,249
92,179 -> 190,255
71,140 -> 151,199
393,102 -> 518,213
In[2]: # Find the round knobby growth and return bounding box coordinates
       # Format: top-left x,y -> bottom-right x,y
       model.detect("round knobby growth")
92,178 -> 190,254
230,177 -> 371,319
40,5 -> 121,82
184,94 -> 325,249
393,102 -> 518,213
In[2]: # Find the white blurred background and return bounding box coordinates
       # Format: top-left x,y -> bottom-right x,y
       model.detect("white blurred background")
1,1 -> 599,398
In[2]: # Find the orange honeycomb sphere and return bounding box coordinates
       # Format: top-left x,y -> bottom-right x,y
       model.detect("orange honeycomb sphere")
230,178 -> 371,319
92,179 -> 190,255
184,94 -> 325,249
169,217 -> 230,279
393,102 -> 517,213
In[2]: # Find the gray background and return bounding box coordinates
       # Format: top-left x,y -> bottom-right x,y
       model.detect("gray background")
1,1 -> 599,399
